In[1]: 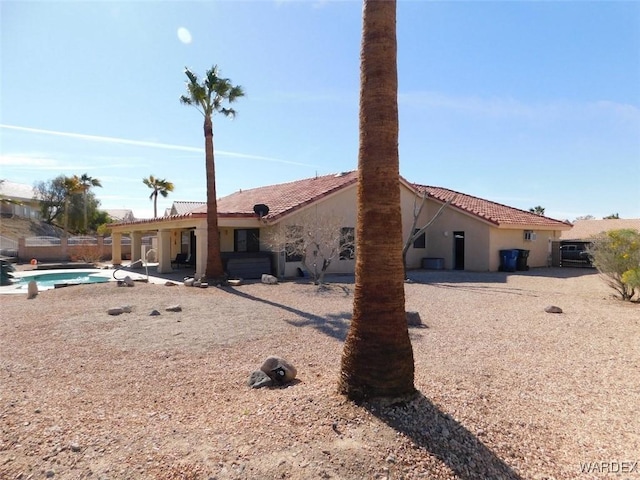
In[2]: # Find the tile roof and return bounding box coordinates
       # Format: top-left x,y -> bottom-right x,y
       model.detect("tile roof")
189,171 -> 359,221
414,185 -> 571,229
560,218 -> 640,241
111,170 -> 573,231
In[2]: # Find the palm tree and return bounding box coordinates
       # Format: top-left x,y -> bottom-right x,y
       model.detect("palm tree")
180,65 -> 244,281
143,175 -> 174,218
338,0 -> 415,400
529,205 -> 545,216
62,175 -> 82,236
78,173 -> 102,232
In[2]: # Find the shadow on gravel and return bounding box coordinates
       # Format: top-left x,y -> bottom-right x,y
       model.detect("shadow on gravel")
406,267 -> 596,286
221,287 -> 351,341
365,392 -> 522,480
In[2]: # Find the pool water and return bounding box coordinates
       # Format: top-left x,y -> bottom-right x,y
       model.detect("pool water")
14,271 -> 110,290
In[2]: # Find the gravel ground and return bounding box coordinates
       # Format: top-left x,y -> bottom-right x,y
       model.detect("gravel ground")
0,268 -> 638,480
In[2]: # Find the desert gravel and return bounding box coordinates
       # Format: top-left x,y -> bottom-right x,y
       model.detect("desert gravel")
1,268 -> 638,479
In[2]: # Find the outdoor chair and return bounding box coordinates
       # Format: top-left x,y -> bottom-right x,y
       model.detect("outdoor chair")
171,253 -> 188,268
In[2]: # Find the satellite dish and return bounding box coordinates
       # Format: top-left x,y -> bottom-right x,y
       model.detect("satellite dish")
253,204 -> 269,218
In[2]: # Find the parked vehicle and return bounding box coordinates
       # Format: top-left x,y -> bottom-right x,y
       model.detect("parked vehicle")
560,243 -> 592,267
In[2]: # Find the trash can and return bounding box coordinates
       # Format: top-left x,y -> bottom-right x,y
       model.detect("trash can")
499,249 -> 519,272
516,249 -> 530,271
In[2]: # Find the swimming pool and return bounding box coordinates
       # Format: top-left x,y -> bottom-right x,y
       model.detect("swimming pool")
11,270 -> 111,291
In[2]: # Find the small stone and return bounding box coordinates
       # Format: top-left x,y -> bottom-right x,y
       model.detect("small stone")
261,274 -> 278,284
165,305 -> 182,312
121,305 -> 133,313
123,276 -> 135,287
107,307 -> 124,316
247,370 -> 272,388
405,311 -> 423,327
45,470 -> 55,478
149,310 -> 161,316
165,281 -> 178,287
27,280 -> 38,299
544,305 -> 563,314
70,442 -> 81,452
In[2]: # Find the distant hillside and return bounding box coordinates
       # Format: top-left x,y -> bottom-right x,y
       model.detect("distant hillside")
0,216 -> 65,241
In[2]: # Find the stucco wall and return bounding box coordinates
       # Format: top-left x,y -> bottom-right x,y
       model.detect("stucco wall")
421,204 -> 492,271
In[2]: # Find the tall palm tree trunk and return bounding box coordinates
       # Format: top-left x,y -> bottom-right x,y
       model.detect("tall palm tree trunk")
204,116 -> 225,280
339,0 -> 415,400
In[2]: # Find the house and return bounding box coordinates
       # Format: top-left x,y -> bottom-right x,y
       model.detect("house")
108,171 -> 571,278
0,181 -> 41,219
554,218 -> 640,267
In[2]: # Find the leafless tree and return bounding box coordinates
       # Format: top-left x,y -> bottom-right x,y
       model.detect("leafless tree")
402,191 -> 454,275
267,210 -> 354,285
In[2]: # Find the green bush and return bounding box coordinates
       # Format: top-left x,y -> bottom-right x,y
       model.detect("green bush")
1,259 -> 15,286
588,229 -> 640,301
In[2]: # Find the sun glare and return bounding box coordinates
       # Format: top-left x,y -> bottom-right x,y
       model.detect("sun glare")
177,27 -> 192,44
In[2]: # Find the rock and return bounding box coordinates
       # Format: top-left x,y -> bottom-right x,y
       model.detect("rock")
545,305 -> 563,314
165,281 -> 178,287
123,276 -> 135,287
27,280 -> 38,299
405,311 -> 423,327
247,370 -> 273,388
184,278 -> 195,287
149,310 -> 161,316
165,305 -> 182,312
69,442 -> 81,452
107,307 -> 124,316
261,274 -> 278,285
260,356 -> 297,384
121,305 -> 133,313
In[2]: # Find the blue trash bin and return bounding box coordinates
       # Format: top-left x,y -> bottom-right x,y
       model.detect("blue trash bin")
500,249 -> 518,272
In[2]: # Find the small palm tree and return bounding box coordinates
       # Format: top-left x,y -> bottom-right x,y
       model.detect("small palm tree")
78,173 -> 102,232
180,65 -> 244,281
62,175 -> 83,236
143,175 -> 174,218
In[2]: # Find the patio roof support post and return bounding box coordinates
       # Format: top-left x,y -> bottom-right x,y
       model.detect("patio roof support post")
131,232 -> 142,264
194,227 -> 207,280
111,232 -> 122,266
157,229 -> 173,274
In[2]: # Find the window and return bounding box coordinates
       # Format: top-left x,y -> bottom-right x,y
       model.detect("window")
285,225 -> 303,262
340,227 -> 355,260
234,229 -> 260,252
524,230 -> 537,241
412,229 -> 426,248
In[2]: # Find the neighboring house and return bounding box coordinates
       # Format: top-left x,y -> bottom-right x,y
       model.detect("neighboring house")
165,201 -> 205,217
0,181 -> 41,219
104,209 -> 136,223
109,171 -> 571,279
554,219 -> 640,267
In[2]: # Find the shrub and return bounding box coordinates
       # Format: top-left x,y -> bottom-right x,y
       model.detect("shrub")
69,242 -> 104,264
1,259 -> 15,286
588,229 -> 640,301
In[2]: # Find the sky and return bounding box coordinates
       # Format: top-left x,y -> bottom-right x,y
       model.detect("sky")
1,0 -> 639,221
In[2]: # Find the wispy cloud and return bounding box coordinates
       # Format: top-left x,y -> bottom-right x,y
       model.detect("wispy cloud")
398,92 -> 640,124
0,124 -> 319,167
